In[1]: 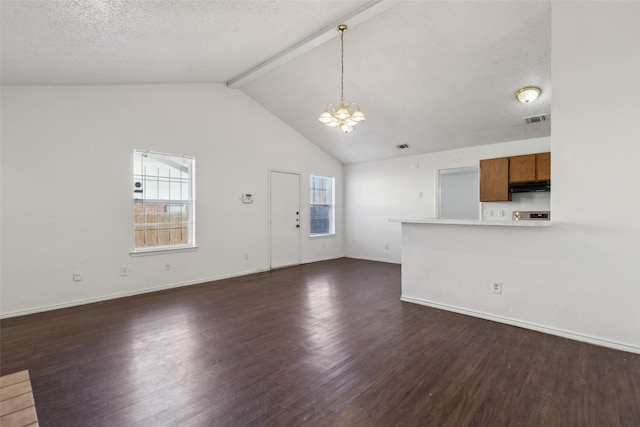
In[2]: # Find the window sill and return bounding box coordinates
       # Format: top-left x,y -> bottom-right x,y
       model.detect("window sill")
130,245 -> 199,257
309,233 -> 336,239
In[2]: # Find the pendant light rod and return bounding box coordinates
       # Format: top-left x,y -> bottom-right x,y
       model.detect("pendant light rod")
339,24 -> 346,105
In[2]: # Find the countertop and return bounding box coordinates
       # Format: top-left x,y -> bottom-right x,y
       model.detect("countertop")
387,218 -> 552,227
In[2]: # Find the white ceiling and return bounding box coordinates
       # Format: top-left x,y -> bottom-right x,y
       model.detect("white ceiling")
0,0 -> 551,164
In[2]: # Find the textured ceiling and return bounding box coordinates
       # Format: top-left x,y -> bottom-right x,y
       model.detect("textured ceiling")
0,0 -> 368,84
0,0 -> 551,164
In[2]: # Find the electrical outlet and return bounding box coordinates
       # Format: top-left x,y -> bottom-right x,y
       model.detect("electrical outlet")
164,262 -> 171,271
120,265 -> 128,276
73,271 -> 82,282
243,253 -> 249,260
385,243 -> 389,250
492,282 -> 502,294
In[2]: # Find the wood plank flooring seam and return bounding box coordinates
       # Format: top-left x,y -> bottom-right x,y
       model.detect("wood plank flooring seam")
0,406 -> 39,427
0,385 -> 32,398
0,380 -> 32,402
0,392 -> 36,416
0,371 -> 30,388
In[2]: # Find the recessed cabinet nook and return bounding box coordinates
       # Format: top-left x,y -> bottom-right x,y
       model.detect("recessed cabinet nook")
480,152 -> 551,202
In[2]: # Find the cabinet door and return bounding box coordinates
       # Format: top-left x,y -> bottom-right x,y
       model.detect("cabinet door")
509,154 -> 536,183
536,152 -> 551,181
480,158 -> 510,202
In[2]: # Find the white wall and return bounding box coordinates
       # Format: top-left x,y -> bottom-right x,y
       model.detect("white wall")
0,84 -> 344,316
348,2 -> 640,353
345,137 -> 550,263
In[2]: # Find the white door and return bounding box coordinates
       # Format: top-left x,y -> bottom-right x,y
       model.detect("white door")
270,171 -> 300,268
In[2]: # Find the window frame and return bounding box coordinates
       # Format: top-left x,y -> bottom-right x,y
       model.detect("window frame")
309,174 -> 336,237
132,150 -> 196,254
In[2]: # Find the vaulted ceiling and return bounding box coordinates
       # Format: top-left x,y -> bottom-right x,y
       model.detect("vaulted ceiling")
0,0 -> 551,164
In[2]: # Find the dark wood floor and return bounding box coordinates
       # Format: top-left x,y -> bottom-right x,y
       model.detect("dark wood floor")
1,258 -> 639,426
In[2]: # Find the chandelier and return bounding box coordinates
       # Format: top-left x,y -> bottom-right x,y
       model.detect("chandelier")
318,24 -> 366,134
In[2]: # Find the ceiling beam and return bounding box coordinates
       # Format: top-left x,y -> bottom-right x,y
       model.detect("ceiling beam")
226,0 -> 396,89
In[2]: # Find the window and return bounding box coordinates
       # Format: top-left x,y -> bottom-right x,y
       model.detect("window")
310,175 -> 335,236
133,150 -> 195,251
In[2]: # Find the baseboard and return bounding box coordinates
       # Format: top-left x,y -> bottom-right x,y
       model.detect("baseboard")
0,269 -> 266,319
301,254 -> 345,264
401,295 -> 640,355
345,254 -> 401,264
1,257 -> 349,319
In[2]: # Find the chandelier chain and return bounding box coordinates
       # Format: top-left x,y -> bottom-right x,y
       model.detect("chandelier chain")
340,27 -> 345,105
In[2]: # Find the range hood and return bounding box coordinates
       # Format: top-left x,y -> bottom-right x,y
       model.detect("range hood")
510,181 -> 551,193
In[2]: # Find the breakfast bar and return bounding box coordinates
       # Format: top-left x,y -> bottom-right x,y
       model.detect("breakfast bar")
388,218 -> 552,227
388,217 -> 555,335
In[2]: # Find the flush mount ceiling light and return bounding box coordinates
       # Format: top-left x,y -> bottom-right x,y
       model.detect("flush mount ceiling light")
516,86 -> 541,104
318,24 -> 366,134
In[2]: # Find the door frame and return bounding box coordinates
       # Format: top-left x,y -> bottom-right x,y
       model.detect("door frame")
436,165 -> 481,220
269,169 -> 302,269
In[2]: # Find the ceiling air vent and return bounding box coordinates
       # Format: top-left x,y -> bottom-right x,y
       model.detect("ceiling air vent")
396,144 -> 410,150
525,114 -> 548,124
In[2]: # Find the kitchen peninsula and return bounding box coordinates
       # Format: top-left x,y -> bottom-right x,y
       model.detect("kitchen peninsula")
389,218 -> 551,227
389,217 -> 556,342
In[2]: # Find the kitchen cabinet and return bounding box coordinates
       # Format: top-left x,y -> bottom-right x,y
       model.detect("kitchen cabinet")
480,157 -> 510,202
509,152 -> 551,183
535,152 -> 551,181
480,152 -> 550,202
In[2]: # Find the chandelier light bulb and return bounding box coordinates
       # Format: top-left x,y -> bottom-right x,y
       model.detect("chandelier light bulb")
350,107 -> 366,122
340,124 -> 354,133
318,110 -> 333,124
335,104 -> 351,121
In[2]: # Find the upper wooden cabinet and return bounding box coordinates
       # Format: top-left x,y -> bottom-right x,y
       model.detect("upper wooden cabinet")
509,152 -> 551,183
535,152 -> 551,181
480,152 -> 551,202
480,157 -> 510,202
